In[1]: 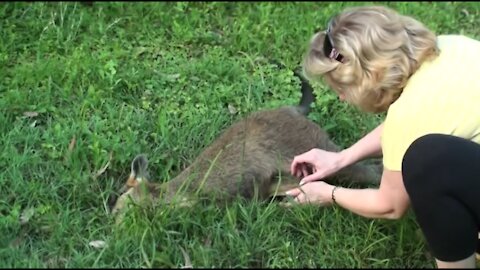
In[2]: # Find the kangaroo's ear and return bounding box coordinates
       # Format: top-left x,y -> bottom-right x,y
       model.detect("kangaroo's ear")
126,154 -> 149,187
132,154 -> 148,176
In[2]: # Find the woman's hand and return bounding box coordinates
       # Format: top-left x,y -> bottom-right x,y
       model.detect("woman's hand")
290,148 -> 347,185
285,181 -> 336,206
291,122 -> 384,185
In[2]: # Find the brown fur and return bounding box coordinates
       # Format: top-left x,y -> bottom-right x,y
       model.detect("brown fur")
112,106 -> 382,217
111,67 -> 382,220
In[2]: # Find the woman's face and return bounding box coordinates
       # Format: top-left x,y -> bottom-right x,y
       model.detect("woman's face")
324,76 -> 347,102
336,86 -> 347,102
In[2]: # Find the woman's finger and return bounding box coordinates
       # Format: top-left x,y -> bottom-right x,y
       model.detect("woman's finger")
299,171 -> 325,186
290,153 -> 314,175
285,187 -> 302,197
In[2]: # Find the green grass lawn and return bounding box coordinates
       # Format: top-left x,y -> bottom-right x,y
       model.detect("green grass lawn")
1,2 -> 479,268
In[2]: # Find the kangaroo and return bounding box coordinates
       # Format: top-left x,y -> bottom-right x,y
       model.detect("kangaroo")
111,66 -> 382,218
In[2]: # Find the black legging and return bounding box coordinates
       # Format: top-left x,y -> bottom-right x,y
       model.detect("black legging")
402,133 -> 480,262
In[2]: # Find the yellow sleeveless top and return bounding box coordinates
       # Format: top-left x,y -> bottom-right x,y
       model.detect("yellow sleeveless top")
382,35 -> 480,171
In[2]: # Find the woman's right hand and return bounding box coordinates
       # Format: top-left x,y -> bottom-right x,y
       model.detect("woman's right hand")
290,148 -> 347,185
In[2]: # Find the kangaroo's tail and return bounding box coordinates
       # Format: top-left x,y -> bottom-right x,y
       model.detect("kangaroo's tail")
269,60 -> 316,116
292,66 -> 315,116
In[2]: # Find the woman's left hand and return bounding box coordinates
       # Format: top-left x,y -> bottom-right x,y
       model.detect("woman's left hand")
285,181 -> 336,206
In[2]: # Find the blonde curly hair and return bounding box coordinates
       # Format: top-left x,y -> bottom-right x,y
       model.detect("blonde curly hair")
303,6 -> 439,113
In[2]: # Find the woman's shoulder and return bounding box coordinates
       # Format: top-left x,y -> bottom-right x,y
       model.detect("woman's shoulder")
437,34 -> 480,43
436,34 -> 480,54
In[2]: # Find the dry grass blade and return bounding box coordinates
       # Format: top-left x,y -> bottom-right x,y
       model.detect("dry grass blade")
23,111 -> 39,118
19,207 -> 35,225
68,136 -> 76,152
179,246 -> 193,269
94,151 -> 113,179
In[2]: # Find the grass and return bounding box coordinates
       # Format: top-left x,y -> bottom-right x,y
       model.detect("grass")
1,1 -> 479,268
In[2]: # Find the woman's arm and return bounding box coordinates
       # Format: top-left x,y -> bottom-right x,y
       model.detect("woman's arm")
287,169 -> 410,220
339,121 -> 384,167
332,169 -> 410,219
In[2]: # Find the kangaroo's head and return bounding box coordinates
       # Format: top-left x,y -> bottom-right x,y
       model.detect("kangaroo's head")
111,154 -> 152,219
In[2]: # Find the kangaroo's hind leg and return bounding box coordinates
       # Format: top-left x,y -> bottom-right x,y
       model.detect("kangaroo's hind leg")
265,161 -> 301,204
329,158 -> 383,186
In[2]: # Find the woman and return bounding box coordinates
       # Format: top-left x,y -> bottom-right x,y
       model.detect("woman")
285,5 -> 480,268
